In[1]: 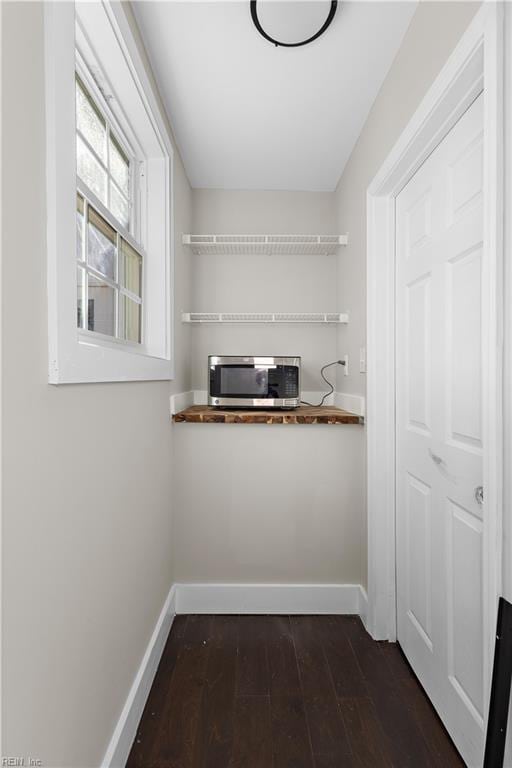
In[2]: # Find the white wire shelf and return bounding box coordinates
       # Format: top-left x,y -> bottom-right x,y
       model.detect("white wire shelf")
182,234 -> 348,256
182,312 -> 349,324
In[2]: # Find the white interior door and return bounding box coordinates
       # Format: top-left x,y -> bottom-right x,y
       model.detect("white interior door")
396,93 -> 485,768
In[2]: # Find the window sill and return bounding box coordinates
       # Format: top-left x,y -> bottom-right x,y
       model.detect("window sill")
50,336 -> 173,384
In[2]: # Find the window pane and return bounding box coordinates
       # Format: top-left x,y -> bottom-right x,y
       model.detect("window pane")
77,267 -> 85,329
109,134 -> 130,196
87,206 -> 116,281
121,239 -> 142,297
77,136 -> 107,204
76,77 -> 106,161
76,194 -> 84,262
88,274 -> 116,337
122,296 -> 141,343
110,182 -> 129,229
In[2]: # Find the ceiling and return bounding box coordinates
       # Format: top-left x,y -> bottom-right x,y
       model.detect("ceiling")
133,1 -> 417,191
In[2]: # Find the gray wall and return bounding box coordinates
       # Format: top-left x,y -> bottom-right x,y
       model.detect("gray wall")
335,1 -> 482,397
190,189 -> 339,392
172,188 -> 367,587
173,425 -> 365,584
1,3 -> 192,766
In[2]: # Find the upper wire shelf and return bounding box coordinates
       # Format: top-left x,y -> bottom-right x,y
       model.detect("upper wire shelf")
182,234 -> 348,256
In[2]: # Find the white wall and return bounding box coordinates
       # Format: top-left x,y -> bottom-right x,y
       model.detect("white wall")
1,3 -> 192,766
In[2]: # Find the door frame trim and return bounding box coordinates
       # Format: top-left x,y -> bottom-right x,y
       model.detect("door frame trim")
366,1 -> 503,713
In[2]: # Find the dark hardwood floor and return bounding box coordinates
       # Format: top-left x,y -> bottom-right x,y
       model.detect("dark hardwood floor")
126,615 -> 464,768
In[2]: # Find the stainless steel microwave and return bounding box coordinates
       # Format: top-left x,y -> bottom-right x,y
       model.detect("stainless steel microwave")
208,356 -> 301,409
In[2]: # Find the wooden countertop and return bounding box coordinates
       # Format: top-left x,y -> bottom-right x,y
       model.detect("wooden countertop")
172,405 -> 363,425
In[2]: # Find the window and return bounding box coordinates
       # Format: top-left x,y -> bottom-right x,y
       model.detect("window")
45,1 -> 174,383
75,74 -> 143,345
76,193 -> 142,342
76,76 -> 132,231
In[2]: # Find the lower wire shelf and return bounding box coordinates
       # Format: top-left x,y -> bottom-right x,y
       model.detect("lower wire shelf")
182,312 -> 349,324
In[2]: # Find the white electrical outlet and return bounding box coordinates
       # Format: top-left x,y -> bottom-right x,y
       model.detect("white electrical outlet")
343,354 -> 349,376
359,347 -> 366,373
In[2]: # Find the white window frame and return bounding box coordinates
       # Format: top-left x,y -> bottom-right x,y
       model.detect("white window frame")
45,1 -> 175,383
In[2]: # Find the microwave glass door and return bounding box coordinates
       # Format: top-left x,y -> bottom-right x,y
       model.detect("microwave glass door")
210,363 -> 299,399
220,366 -> 268,396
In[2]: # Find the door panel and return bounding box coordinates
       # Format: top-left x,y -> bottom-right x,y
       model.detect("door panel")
406,274 -> 431,434
406,473 -> 433,650
447,132 -> 483,225
396,93 -> 484,767
447,246 -> 483,450
447,498 -> 484,725
406,189 -> 432,254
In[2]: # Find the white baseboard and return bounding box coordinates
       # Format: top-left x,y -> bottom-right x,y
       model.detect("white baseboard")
171,390 -> 365,415
334,391 -> 366,417
192,390 -> 335,407
169,390 -> 194,416
358,586 -> 369,630
102,584 -> 176,768
174,582 -> 365,615
300,391 -> 335,406
193,389 -> 207,406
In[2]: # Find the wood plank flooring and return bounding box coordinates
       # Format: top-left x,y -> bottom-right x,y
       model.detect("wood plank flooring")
126,615 -> 464,768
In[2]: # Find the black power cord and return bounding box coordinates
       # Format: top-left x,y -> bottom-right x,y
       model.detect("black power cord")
301,360 -> 346,408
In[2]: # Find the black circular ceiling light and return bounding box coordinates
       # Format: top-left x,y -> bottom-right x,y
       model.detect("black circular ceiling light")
250,1 -> 338,48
